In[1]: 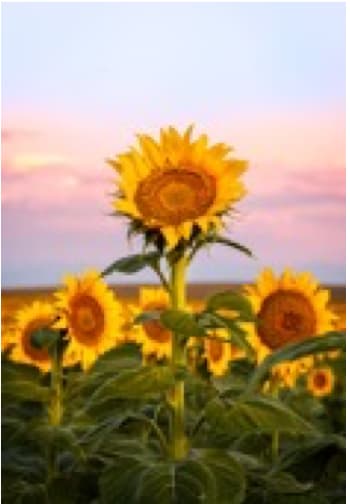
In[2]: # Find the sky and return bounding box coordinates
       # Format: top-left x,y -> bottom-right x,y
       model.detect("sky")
1,2 -> 346,287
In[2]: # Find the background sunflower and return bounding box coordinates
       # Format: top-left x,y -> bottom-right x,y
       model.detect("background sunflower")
55,270 -> 123,370
4,301 -> 56,372
243,268 -> 337,387
130,287 -> 172,360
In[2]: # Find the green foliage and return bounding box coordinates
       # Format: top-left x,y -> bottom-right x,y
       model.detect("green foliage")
99,446 -> 246,504
204,396 -> 316,438
101,252 -> 161,276
205,290 -> 255,321
245,331 -> 346,395
2,328 -> 346,503
161,309 -> 205,337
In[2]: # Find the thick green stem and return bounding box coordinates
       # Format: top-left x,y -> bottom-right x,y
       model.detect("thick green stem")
170,255 -> 188,460
47,343 -> 63,482
49,345 -> 63,427
271,380 -> 280,462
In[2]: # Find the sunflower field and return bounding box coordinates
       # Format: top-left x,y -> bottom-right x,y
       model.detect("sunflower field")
2,126 -> 346,503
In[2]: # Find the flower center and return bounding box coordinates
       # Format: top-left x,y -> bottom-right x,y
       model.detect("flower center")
70,295 -> 105,346
142,302 -> 171,344
22,318 -> 52,363
313,371 -> 327,389
134,167 -> 216,225
257,290 -> 316,350
208,338 -> 224,362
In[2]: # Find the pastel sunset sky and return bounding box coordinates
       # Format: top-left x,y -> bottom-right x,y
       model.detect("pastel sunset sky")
2,2 -> 345,287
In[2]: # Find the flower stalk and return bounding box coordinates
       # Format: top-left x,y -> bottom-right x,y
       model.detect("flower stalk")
49,343 -> 63,426
170,255 -> 188,460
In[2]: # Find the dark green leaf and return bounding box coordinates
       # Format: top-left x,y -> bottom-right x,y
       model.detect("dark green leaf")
198,312 -> 254,360
30,327 -> 60,350
2,380 -> 49,403
133,311 -> 162,325
101,252 -> 161,276
196,449 -> 246,504
205,396 -> 316,437
244,331 -> 346,395
205,290 -> 255,321
210,236 -> 253,257
160,309 -> 205,337
86,365 -> 174,405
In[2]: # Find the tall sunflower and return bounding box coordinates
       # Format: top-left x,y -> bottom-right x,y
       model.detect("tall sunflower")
204,329 -> 232,377
4,301 -> 57,372
243,268 -> 336,386
131,287 -> 172,360
108,126 -> 247,248
55,270 -> 122,370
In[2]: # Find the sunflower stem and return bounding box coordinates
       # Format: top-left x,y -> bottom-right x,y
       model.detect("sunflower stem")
271,381 -> 280,462
49,343 -> 63,427
170,255 -> 188,460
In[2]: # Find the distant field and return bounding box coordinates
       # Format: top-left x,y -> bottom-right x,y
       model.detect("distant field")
1,283 -> 346,333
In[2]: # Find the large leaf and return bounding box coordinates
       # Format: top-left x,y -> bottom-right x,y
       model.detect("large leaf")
244,331 -> 345,395
86,365 -> 175,407
205,396 -> 316,437
196,449 -> 246,504
205,290 -> 255,321
160,310 -> 205,337
190,234 -> 253,260
198,312 -> 254,360
101,252 -> 160,276
100,449 -> 245,503
2,379 -> 49,403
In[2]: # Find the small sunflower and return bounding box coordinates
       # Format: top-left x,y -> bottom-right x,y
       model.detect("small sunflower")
243,268 -> 336,386
307,367 -> 335,397
4,301 -> 56,372
108,125 -> 247,249
204,329 -> 232,377
131,287 -> 172,360
55,270 -> 122,370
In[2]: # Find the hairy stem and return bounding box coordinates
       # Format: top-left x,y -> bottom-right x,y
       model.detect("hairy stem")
170,255 -> 188,460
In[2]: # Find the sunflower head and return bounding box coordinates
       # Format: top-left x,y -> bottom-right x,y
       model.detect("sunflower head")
307,367 -> 335,397
4,301 -> 55,372
55,270 -> 123,370
204,329 -> 232,377
109,125 -> 247,249
243,268 -> 336,386
131,287 -> 172,360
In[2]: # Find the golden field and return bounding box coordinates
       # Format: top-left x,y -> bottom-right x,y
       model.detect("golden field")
1,283 -> 346,334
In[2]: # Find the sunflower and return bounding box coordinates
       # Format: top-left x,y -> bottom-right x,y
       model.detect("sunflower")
108,125 -> 247,249
131,287 -> 172,360
243,268 -> 336,386
55,270 -> 122,370
204,329 -> 232,377
307,367 -> 335,397
3,301 -> 56,372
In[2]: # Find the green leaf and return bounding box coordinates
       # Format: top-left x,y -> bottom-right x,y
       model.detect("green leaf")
160,309 -> 205,337
2,379 -> 49,403
101,451 -> 239,504
86,365 -> 175,405
205,396 -> 316,437
30,327 -> 60,350
244,331 -> 346,395
196,450 -> 246,504
88,343 -> 142,375
133,311 -> 162,325
198,312 -> 254,360
101,252 -> 161,276
205,290 -> 255,321
210,236 -> 253,258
